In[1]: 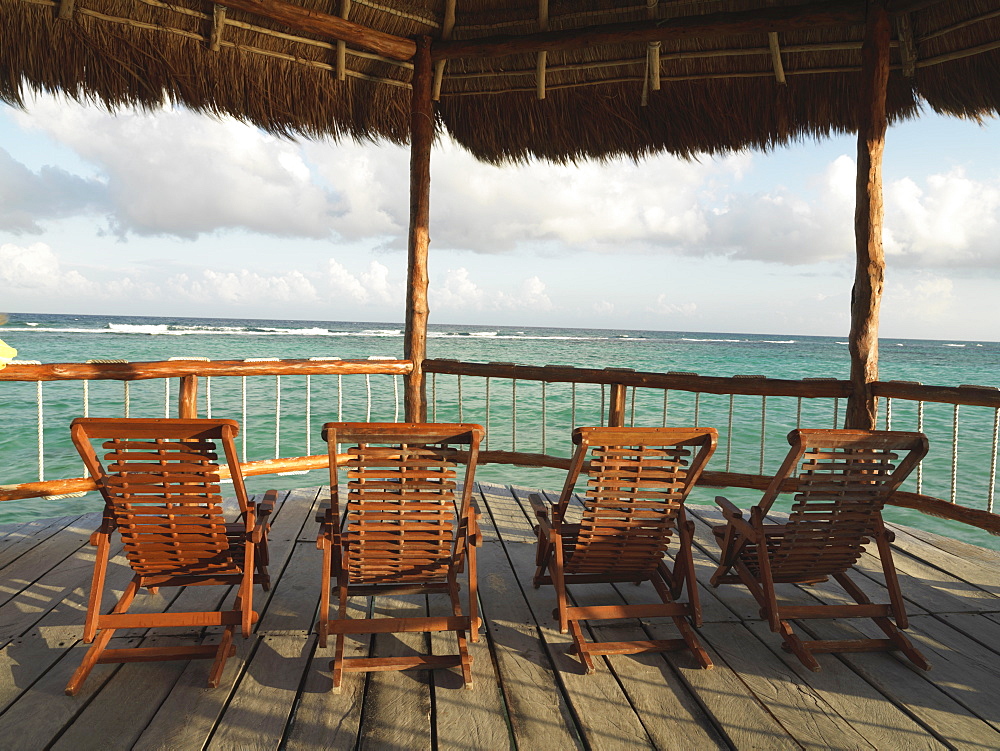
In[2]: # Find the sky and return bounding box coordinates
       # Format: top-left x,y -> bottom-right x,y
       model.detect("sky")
0,92 -> 998,340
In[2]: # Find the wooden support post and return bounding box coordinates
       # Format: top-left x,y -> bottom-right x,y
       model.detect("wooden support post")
608,384 -> 628,427
178,375 -> 199,418
404,36 -> 433,422
846,1 -> 889,430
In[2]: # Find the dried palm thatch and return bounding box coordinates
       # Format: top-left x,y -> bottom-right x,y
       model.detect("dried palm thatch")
1,0 -> 998,163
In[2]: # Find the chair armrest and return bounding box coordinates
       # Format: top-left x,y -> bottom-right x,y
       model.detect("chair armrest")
89,512 -> 116,546
469,496 -> 483,547
715,495 -> 744,520
528,493 -> 553,538
249,489 -> 278,543
315,509 -> 342,549
257,489 -> 277,522
715,496 -> 758,541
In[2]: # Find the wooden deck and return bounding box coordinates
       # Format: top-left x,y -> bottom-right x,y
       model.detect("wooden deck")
0,482 -> 999,750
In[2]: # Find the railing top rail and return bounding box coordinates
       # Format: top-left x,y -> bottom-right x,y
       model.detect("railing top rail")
874,381 -> 1000,409
424,359 -> 851,398
0,358 -> 414,383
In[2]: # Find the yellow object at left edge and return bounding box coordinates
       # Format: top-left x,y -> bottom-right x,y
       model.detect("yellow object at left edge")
0,339 -> 16,369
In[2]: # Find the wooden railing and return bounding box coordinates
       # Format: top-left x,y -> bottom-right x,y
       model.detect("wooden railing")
2,356 -> 999,537
422,359 -> 1000,536
0,358 -> 412,501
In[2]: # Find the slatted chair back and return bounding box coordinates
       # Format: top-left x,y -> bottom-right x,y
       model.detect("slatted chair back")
709,429 -> 931,671
325,423 -> 484,586
757,430 -> 927,581
557,427 -> 717,578
66,417 -> 274,696
72,418 -> 247,581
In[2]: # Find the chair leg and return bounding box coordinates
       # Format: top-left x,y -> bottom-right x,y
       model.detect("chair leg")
241,545 -> 255,637
447,577 -> 474,688
650,569 -> 713,669
676,520 -> 703,626
67,573 -> 142,695
82,533 -> 112,643
567,620 -> 596,674
65,628 -> 114,696
873,526 -> 910,629
467,542 -> 480,644
834,571 -> 930,670
552,539 -> 569,634
332,634 -> 346,694
207,626 -> 236,688
329,581 -> 350,693
456,628 -> 473,689
533,534 -> 551,589
317,540 -> 332,649
777,619 -> 821,671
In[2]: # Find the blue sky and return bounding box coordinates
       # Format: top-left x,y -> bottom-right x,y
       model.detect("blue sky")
1,92 -> 998,339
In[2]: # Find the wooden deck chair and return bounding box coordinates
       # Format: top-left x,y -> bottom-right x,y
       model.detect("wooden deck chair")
65,418 -> 275,696
529,426 -> 718,673
317,422 -> 485,692
710,429 -> 930,671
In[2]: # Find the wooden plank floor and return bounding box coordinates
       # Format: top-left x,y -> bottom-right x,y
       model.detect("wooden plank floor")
0,482 -> 998,750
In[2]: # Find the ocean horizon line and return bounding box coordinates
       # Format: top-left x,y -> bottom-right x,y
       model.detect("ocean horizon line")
2,312 -> 996,347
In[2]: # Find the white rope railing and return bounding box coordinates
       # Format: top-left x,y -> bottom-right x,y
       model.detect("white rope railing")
365,356 -> 401,423
485,377 -> 491,450
571,382 -> 577,431
991,407 -> 999,514
309,356 -> 344,455
541,381 -> 547,452
917,399 -> 925,493
952,403 -> 960,504
431,372 -> 437,422
242,358 -> 280,459
4,357 -> 410,498
511,377 -> 518,451
726,393 -> 735,472
733,375 -> 767,474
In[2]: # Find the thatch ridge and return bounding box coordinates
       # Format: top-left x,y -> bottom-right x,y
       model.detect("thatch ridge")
1,0 -> 997,161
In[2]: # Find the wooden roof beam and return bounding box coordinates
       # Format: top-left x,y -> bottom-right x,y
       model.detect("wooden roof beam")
210,0 -> 416,61
431,1 -> 866,63
768,32 -> 787,83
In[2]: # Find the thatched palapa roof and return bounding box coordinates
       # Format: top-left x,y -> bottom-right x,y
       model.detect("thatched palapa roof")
1,0 -> 998,163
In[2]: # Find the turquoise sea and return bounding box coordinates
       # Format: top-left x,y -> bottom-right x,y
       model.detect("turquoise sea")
3,312 -> 999,550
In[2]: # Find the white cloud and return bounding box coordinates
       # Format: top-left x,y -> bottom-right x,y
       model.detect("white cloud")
511,276 -> 553,311
327,259 -> 371,302
885,274 -> 956,322
426,141 -> 725,254
0,242 -> 92,292
648,294 -> 697,316
15,97 -> 336,240
885,168 -> 1000,266
168,269 -> 318,304
0,149 -> 108,233
303,142 -> 407,241
325,259 -> 400,304
434,267 -> 485,310
705,155 -> 856,264
432,268 -> 553,312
